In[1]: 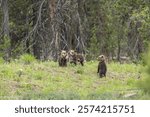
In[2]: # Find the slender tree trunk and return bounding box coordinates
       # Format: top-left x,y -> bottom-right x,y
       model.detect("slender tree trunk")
48,0 -> 59,60
32,0 -> 42,59
117,36 -> 121,62
1,0 -> 11,61
1,0 -> 9,36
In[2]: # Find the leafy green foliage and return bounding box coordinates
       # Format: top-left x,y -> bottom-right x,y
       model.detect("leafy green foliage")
137,46 -> 150,93
0,57 -> 5,64
0,35 -> 11,57
0,0 -> 150,61
1,0 -> 150,100
19,54 -> 36,64
88,25 -> 99,60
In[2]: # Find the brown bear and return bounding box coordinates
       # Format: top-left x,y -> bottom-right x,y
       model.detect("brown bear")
58,50 -> 68,67
68,50 -> 84,66
97,55 -> 107,78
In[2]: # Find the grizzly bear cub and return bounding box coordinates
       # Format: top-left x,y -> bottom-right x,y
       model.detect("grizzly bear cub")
97,55 -> 107,78
68,50 -> 84,66
58,50 -> 68,67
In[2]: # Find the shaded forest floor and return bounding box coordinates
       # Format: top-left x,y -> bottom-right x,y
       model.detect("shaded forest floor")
0,60 -> 149,100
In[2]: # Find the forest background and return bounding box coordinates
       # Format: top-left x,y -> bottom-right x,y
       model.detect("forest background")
0,0 -> 150,61
0,0 -> 150,99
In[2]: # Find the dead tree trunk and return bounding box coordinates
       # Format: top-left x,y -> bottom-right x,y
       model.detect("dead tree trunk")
76,0 -> 87,53
48,0 -> 60,61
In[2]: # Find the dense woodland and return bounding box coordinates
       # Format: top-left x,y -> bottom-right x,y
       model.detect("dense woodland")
0,0 -> 150,61
1,0 -> 150,100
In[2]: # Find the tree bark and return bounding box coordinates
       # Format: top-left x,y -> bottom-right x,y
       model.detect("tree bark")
48,0 -> 59,60
32,0 -> 42,59
1,0 -> 11,61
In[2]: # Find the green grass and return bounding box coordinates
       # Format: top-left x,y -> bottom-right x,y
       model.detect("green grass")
0,60 -> 149,100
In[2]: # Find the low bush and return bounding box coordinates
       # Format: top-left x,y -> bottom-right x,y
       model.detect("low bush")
19,54 -> 36,64
137,47 -> 150,94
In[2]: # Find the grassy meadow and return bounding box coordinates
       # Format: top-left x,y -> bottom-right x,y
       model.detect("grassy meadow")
0,56 -> 149,100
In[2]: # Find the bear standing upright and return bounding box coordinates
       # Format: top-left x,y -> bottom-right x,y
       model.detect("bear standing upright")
97,55 -> 107,78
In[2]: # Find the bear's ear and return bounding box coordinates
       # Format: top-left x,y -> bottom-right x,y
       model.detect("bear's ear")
69,50 -> 75,55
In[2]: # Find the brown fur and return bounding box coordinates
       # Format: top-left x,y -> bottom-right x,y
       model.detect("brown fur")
58,50 -> 68,67
97,55 -> 107,78
68,50 -> 84,66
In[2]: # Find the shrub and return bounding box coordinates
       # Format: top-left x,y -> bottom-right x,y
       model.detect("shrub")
126,78 -> 136,86
19,54 -> 36,64
0,66 -> 16,79
0,57 -> 5,64
138,46 -> 150,93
